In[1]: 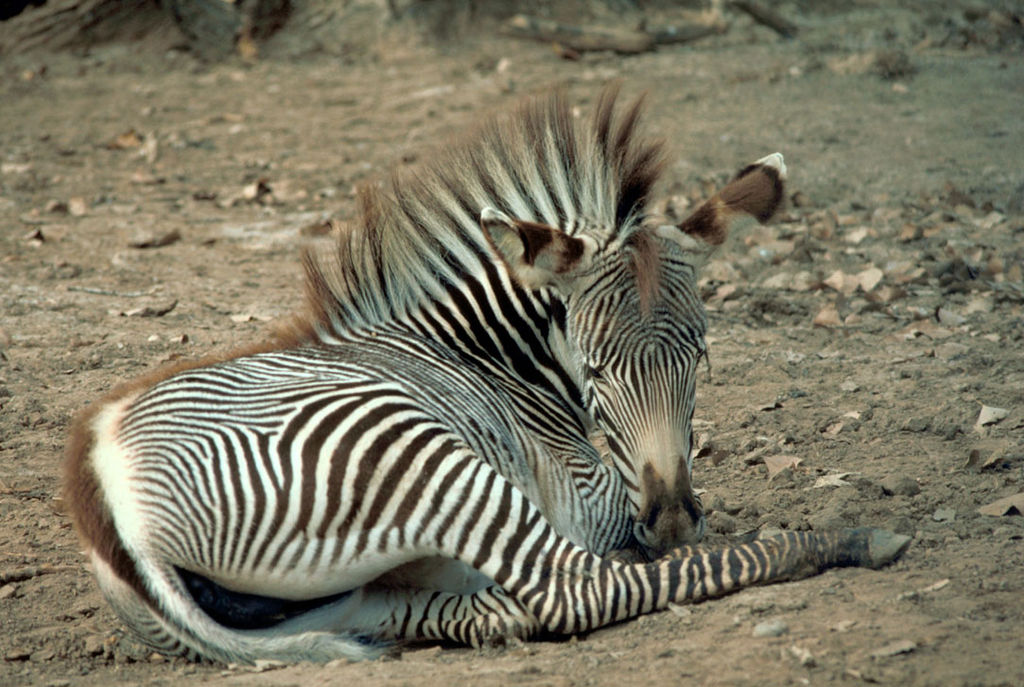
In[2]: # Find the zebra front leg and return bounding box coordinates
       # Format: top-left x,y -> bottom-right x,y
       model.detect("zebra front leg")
412,455 -> 908,642
509,528 -> 911,636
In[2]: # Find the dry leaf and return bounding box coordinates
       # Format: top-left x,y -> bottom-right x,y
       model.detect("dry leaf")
1,162 -> 32,175
229,313 -> 274,323
68,197 -> 87,217
919,578 -> 949,593
936,307 -> 966,326
813,304 -> 842,328
963,440 -> 1009,471
975,405 -> 1008,430
764,455 -> 801,480
812,472 -> 856,489
130,170 -> 165,185
844,227 -> 869,245
788,645 -> 816,667
856,266 -> 884,292
901,321 -> 953,340
830,619 -> 857,633
822,421 -> 844,436
964,296 -> 993,314
762,272 -> 792,290
23,228 -> 45,244
824,270 -> 859,295
124,300 -> 178,318
712,284 -> 739,302
139,134 -> 159,164
977,493 -> 1024,517
667,603 -> 692,619
242,181 -> 266,201
976,211 -> 1005,230
705,260 -> 740,283
827,52 -> 875,75
107,129 -> 142,149
870,639 -> 917,659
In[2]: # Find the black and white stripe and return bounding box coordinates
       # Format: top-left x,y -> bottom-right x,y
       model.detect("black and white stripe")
66,87 -> 907,664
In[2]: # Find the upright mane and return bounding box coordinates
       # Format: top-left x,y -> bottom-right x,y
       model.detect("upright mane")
299,85 -> 665,339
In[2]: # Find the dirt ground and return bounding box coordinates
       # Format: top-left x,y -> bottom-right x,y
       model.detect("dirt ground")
2,2 -> 1023,686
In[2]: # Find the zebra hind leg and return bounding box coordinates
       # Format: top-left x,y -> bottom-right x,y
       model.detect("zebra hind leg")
344,584 -> 541,649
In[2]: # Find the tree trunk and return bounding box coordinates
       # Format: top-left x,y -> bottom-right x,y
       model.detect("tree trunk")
0,0 -> 290,59
0,0 -> 153,55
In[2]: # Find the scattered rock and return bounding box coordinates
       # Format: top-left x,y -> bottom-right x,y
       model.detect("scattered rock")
4,647 -> 31,661
707,511 -> 737,534
879,475 -> 920,497
788,644 -> 816,667
82,634 -> 106,657
667,603 -> 692,621
129,229 -> 182,249
30,648 -> 56,662
873,49 -> 915,80
67,197 -> 88,217
752,619 -> 789,638
901,417 -> 931,433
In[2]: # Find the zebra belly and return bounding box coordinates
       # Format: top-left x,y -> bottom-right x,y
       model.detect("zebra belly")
178,567 -> 355,629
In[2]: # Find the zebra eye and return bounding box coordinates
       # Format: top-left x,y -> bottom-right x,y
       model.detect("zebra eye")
587,363 -> 607,381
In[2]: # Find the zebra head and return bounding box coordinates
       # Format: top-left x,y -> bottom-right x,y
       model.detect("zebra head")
482,153 -> 786,557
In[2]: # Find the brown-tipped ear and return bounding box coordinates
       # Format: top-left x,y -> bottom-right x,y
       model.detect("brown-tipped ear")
677,152 -> 787,245
480,207 -> 594,290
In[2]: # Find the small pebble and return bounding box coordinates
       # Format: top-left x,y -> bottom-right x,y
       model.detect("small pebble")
752,619 -> 789,638
880,475 -> 920,497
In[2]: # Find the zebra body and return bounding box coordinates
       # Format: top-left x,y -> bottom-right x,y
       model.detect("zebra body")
66,87 -> 909,663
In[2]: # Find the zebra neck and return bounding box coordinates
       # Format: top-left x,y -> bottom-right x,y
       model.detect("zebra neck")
408,284 -> 586,428
314,273 -> 588,434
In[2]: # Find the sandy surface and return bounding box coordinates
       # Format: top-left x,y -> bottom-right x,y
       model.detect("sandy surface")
1,3 -> 1023,686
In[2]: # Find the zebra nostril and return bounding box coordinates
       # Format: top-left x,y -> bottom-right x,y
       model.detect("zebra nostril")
644,503 -> 661,529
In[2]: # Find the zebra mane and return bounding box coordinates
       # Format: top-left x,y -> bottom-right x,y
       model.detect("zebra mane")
299,85 -> 666,337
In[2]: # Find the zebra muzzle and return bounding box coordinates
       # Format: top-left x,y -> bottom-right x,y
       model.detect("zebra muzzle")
635,464 -> 705,555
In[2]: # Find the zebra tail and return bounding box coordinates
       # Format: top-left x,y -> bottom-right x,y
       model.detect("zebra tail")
93,551 -> 385,664
65,393 -> 385,665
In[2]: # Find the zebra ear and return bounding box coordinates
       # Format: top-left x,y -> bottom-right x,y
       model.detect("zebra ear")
674,152 -> 787,246
481,207 -> 595,289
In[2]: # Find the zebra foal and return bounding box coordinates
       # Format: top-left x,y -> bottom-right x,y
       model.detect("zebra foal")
65,86 -> 909,663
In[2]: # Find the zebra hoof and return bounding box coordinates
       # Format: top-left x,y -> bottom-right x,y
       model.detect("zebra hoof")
860,529 -> 911,568
465,612 -> 536,650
